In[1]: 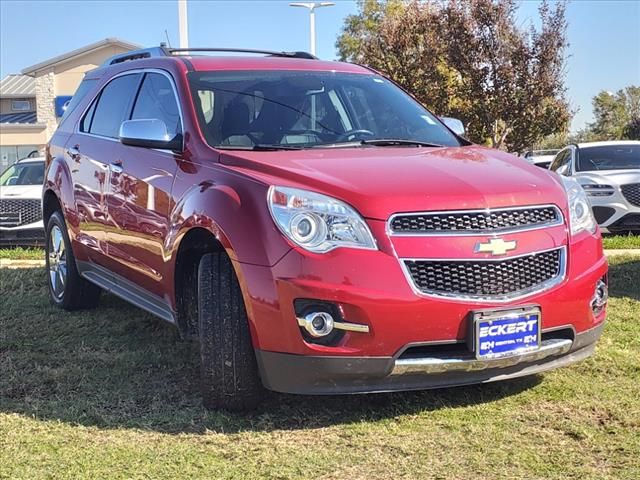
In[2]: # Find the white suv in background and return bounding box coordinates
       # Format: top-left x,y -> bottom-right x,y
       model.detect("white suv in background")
550,141 -> 640,233
0,157 -> 46,245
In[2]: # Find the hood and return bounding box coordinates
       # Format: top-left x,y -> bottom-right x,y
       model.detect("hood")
221,145 -> 568,220
575,169 -> 640,187
0,184 -> 42,200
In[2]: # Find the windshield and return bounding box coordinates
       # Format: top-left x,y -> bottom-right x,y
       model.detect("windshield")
577,145 -> 640,171
0,162 -> 44,186
188,70 -> 462,149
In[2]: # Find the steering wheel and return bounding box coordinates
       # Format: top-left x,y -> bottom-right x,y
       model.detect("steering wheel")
336,129 -> 375,142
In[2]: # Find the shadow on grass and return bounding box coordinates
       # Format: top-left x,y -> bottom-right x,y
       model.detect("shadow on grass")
0,267 -> 546,435
608,256 -> 640,301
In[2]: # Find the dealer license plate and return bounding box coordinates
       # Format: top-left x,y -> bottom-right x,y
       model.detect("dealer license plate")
474,307 -> 541,359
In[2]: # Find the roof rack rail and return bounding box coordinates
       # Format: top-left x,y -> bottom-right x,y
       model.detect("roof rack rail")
101,46 -> 317,66
102,47 -> 170,66
167,48 -> 318,60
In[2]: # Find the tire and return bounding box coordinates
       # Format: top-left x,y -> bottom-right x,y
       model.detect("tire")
198,252 -> 263,411
45,211 -> 101,310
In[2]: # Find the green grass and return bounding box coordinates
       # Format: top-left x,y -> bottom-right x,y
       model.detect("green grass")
0,247 -> 45,260
1,257 -> 639,479
602,234 -> 640,250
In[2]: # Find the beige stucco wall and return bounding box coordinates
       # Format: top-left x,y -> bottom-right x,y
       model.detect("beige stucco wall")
0,125 -> 48,146
0,97 -> 36,115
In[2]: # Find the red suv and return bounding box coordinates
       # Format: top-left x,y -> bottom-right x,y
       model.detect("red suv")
43,47 -> 608,410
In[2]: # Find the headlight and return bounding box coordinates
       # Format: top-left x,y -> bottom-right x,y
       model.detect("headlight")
561,176 -> 597,235
268,186 -> 377,253
580,183 -> 615,197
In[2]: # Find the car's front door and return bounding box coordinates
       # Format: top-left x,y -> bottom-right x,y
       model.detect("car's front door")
70,72 -> 141,268
105,71 -> 182,298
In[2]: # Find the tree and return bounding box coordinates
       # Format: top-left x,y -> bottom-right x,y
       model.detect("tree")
336,0 -> 571,152
588,86 -> 640,140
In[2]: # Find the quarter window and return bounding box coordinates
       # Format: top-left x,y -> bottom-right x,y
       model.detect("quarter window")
131,73 -> 181,137
85,74 -> 141,138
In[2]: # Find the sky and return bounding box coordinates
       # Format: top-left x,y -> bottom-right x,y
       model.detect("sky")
1,0 -> 639,132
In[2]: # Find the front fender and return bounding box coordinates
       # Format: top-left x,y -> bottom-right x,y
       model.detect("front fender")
168,174 -> 291,267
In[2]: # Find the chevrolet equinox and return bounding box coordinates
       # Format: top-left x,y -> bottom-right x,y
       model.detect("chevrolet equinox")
43,47 -> 608,410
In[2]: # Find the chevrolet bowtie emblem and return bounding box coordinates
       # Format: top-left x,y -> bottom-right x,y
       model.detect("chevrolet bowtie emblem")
475,238 -> 517,256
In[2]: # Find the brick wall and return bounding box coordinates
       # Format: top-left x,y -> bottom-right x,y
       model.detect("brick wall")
34,69 -> 57,142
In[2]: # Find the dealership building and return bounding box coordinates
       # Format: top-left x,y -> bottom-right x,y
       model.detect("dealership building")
0,38 -> 138,171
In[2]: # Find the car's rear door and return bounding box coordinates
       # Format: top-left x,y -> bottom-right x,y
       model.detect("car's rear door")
68,72 -> 141,269
105,70 -> 182,298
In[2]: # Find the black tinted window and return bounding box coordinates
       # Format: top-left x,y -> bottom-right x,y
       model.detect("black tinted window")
88,74 -> 140,138
577,145 -> 640,171
188,70 -> 462,149
131,73 -> 181,137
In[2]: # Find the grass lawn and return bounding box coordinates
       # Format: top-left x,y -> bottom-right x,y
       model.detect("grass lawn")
602,234 -> 640,250
1,257 -> 639,479
0,247 -> 45,260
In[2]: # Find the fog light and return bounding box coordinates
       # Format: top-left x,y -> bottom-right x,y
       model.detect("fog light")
298,312 -> 335,337
591,279 -> 608,315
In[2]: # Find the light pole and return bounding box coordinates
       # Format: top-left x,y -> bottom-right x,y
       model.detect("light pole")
289,2 -> 335,56
178,0 -> 189,48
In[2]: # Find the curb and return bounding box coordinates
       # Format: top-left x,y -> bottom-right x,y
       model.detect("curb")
604,249 -> 640,257
0,259 -> 46,269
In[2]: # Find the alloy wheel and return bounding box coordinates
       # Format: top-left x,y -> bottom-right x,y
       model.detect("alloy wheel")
48,225 -> 67,300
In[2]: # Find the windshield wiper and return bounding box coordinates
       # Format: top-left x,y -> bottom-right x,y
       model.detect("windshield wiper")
360,139 -> 445,148
216,144 -> 305,151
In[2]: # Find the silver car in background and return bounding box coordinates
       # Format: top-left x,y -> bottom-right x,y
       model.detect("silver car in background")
0,157 -> 45,245
549,141 -> 640,233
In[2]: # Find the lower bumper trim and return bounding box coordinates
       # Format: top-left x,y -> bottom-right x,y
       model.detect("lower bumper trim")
392,338 -> 572,375
255,322 -> 604,395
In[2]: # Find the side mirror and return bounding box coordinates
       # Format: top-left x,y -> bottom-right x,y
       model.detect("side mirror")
7,177 -> 18,186
556,164 -> 570,176
440,117 -> 465,137
119,119 -> 183,152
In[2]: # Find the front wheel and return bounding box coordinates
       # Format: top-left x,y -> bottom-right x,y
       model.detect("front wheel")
198,252 -> 264,411
45,211 -> 101,310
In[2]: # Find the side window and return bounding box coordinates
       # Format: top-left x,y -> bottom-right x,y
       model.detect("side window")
86,74 -> 141,138
131,73 -> 181,137
550,150 -> 570,174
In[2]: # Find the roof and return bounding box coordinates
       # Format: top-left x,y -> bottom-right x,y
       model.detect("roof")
22,37 -> 141,75
577,140 -> 640,149
185,56 -> 370,74
0,111 -> 37,124
0,74 -> 35,98
16,157 -> 45,163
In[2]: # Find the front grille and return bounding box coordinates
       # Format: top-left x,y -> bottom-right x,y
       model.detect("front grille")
404,248 -> 564,299
621,183 -> 640,207
0,199 -> 42,227
389,205 -> 561,234
592,206 -> 616,224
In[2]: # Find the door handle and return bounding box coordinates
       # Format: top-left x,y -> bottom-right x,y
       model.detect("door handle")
66,146 -> 80,161
110,161 -> 123,174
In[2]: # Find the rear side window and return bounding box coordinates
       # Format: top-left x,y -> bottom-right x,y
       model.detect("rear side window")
84,74 -> 141,138
131,73 -> 181,137
59,78 -> 97,124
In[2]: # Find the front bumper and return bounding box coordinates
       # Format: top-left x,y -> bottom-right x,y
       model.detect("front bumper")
588,190 -> 640,231
256,322 -> 604,394
0,223 -> 45,246
236,219 -> 607,394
